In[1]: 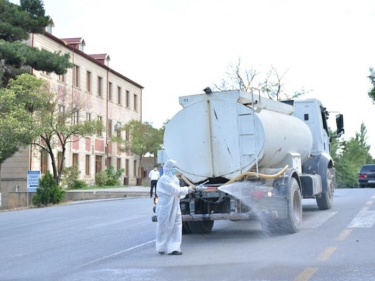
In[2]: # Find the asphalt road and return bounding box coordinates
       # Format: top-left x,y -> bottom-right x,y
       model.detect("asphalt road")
0,188 -> 375,281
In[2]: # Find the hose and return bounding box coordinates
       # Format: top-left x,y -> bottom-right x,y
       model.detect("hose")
178,165 -> 289,189
179,174 -> 193,186
224,165 -> 289,185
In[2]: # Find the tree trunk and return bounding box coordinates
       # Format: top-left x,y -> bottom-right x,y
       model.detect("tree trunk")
138,156 -> 143,177
58,145 -> 66,186
46,144 -> 58,185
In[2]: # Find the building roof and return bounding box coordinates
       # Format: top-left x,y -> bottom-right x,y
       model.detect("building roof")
89,54 -> 110,60
61,37 -> 86,46
44,32 -> 143,89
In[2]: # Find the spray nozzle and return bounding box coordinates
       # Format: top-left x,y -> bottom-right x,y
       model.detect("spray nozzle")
195,180 -> 210,192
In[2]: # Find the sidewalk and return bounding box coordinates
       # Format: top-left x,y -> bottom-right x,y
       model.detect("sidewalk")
65,186 -> 151,201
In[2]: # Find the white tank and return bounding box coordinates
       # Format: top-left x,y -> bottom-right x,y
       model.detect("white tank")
164,91 -> 313,182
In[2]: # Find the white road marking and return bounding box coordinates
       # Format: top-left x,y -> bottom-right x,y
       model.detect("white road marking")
347,211 -> 375,228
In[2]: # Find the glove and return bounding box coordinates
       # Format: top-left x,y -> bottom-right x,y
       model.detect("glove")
188,185 -> 196,193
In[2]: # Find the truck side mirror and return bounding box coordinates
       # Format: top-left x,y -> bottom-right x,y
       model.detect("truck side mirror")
336,114 -> 344,137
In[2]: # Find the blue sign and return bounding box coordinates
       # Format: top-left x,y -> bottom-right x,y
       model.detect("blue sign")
27,171 -> 41,192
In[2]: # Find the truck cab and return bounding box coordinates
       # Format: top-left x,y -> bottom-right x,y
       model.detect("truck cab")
292,99 -> 343,156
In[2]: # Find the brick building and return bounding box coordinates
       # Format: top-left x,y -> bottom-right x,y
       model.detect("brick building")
0,24 -> 143,209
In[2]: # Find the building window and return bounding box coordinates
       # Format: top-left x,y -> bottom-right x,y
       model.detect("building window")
58,74 -> 65,82
40,150 -> 48,174
73,65 -> 80,87
133,94 -> 137,111
86,112 -> 91,122
85,155 -> 90,175
108,82 -> 112,101
125,90 -> 129,108
133,160 -> 137,177
97,116 -> 103,137
97,76 -> 103,97
107,157 -> 111,168
72,110 -> 79,125
125,159 -> 129,176
117,86 -> 121,105
117,158 -> 121,171
86,71 -> 91,92
72,153 -> 79,167
108,119 -> 112,137
95,156 -> 102,173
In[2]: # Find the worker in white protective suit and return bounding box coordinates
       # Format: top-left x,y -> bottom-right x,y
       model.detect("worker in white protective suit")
155,159 -> 195,255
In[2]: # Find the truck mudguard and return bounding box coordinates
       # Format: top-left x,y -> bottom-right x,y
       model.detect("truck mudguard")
302,152 -> 334,192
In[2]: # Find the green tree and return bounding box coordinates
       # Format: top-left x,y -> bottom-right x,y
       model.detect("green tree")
0,118 -> 25,165
0,74 -> 104,184
0,0 -> 74,186
32,85 -> 104,184
0,117 -> 24,189
213,57 -> 309,100
0,73 -> 44,163
0,0 -> 72,88
368,67 -> 375,103
112,120 -> 163,174
334,123 -> 374,188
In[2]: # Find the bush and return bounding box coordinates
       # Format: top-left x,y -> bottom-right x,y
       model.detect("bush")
69,179 -> 88,189
95,171 -> 108,186
105,166 -> 124,186
95,166 -> 124,186
61,165 -> 88,189
32,171 -> 65,207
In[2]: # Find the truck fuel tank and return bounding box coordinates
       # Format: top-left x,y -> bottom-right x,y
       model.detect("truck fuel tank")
164,90 -> 313,182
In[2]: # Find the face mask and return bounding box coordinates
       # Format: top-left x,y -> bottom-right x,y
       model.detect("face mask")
171,168 -> 178,175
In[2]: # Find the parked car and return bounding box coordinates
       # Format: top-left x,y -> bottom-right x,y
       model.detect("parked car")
358,164 -> 375,188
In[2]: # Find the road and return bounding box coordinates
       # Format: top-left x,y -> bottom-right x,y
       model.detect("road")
0,188 -> 375,281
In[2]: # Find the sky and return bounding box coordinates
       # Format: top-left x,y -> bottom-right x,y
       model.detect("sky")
12,0 -> 375,156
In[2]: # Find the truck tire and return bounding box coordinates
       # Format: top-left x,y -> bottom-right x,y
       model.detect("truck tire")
283,177 -> 302,233
187,221 -> 214,234
316,168 -> 334,210
260,178 -> 302,234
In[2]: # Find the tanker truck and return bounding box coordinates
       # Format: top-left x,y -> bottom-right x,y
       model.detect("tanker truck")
154,89 -> 344,235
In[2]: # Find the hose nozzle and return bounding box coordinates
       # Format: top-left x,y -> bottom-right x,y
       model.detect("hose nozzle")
195,180 -> 210,192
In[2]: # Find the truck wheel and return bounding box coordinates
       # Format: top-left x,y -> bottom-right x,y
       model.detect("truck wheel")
182,222 -> 192,234
316,168 -> 334,210
187,221 -> 214,234
260,178 -> 301,234
283,177 -> 302,233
